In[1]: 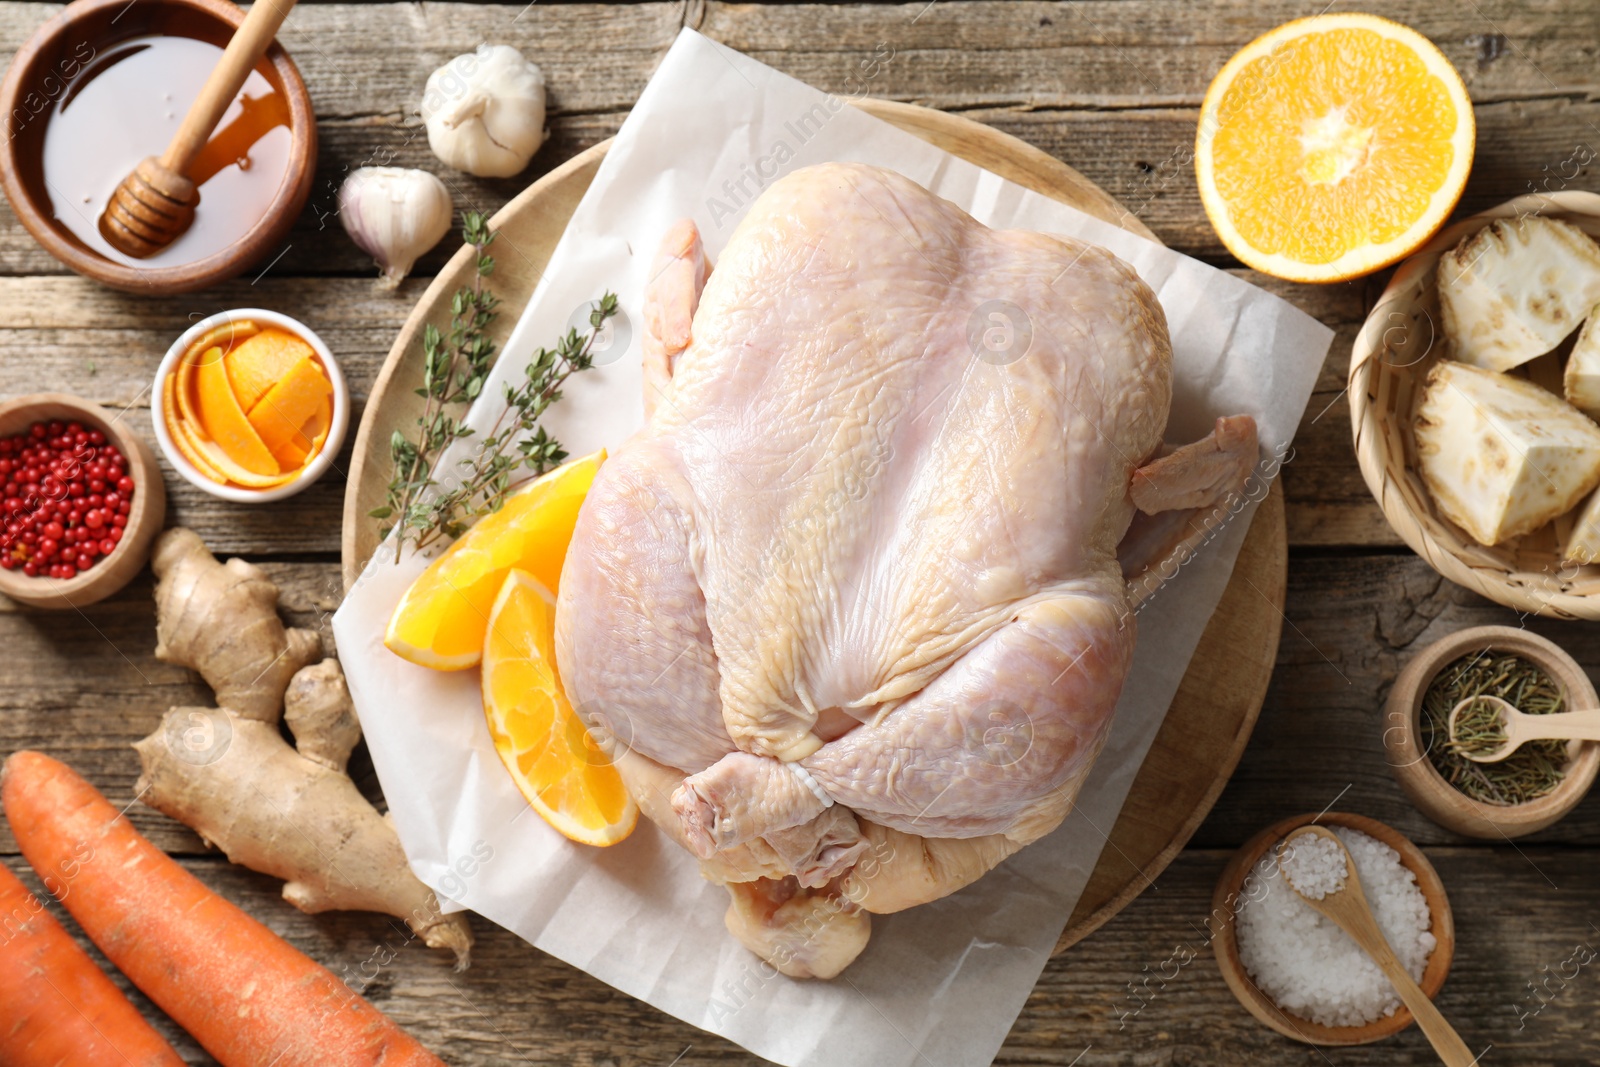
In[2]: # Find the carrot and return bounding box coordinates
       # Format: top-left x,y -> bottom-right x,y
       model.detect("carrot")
1,751 -> 446,1067
0,860 -> 186,1066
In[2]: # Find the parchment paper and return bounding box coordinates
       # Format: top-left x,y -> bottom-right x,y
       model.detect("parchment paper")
333,29 -> 1333,1067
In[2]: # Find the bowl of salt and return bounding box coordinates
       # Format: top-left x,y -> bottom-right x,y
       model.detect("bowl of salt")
1211,811 -> 1455,1046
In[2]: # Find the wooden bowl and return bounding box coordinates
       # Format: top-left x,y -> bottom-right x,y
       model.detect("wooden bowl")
1211,812 -> 1455,1046
0,0 -> 316,294
1382,625 -> 1600,839
1348,190 -> 1600,619
0,394 -> 167,609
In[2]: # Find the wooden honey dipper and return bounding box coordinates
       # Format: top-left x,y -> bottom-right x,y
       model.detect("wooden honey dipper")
98,0 -> 298,258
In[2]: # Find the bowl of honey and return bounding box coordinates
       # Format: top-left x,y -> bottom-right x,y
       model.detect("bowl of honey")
0,0 -> 316,294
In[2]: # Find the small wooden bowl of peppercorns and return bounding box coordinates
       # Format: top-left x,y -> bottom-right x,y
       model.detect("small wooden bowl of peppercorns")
0,394 -> 166,609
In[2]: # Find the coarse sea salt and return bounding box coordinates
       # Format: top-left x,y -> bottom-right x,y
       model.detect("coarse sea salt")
1235,827 -> 1436,1028
1279,830 -> 1346,900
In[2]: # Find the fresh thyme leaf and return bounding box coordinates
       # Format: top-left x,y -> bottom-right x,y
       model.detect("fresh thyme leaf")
377,210 -> 618,556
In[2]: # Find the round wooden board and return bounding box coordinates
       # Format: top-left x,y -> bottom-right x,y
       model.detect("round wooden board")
341,99 -> 1287,956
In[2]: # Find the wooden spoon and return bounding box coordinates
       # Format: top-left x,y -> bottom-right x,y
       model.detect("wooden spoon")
1277,827 -> 1476,1066
1447,694 -> 1600,764
98,0 -> 298,258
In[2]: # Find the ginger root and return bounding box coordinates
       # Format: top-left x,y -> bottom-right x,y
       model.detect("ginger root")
134,528 -> 472,967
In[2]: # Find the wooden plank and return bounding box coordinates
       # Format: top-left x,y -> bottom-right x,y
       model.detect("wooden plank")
0,270 -> 1402,560
2,4 -> 1598,272
2,846 -> 1594,1064
705,0 -> 1600,107
5,550 -> 1600,858
963,97 -> 1600,263
2,95 -> 1591,274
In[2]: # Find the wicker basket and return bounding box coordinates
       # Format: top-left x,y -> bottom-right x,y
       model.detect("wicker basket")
1349,190 -> 1600,620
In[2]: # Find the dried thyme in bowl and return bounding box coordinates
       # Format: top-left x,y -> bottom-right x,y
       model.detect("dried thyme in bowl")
1420,651 -> 1569,805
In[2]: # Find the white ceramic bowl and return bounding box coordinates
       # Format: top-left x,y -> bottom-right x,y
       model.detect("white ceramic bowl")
152,308 -> 349,503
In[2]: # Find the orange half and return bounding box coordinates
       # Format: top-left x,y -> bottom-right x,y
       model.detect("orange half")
1195,13 -> 1474,282
482,569 -> 637,846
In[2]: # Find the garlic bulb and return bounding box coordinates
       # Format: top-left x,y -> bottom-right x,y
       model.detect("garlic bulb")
421,44 -> 546,178
338,167 -> 453,289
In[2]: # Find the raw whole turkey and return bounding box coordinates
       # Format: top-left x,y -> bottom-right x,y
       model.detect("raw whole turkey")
555,162 -> 1257,978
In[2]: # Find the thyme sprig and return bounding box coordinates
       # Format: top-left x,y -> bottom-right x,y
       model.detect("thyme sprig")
371,211 -> 619,554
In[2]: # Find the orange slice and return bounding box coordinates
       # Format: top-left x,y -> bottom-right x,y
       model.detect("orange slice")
482,569 -> 637,846
384,450 -> 605,671
247,356 -> 331,452
305,392 -> 332,447
267,390 -> 333,471
193,346 -> 280,476
176,321 -> 258,426
163,372 -> 229,484
225,327 -> 315,413
1195,13 -> 1474,282
272,437 -> 310,471
187,431 -> 302,489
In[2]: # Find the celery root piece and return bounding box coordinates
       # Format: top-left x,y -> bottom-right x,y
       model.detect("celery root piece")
1563,308 -> 1600,419
134,528 -> 473,967
1415,361 -> 1600,545
1438,216 -> 1600,372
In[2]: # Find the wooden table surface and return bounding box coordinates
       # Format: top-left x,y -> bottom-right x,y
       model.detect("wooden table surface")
3,2 -> 1598,1064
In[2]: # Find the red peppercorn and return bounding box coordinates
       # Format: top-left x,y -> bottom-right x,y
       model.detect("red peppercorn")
0,422 -> 132,579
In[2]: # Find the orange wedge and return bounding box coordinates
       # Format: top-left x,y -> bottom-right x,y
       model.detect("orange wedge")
1195,13 -> 1474,282
193,346 -> 281,476
384,450 -> 605,670
247,356 -> 332,452
482,569 -> 637,846
226,327 -> 315,413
